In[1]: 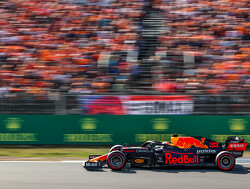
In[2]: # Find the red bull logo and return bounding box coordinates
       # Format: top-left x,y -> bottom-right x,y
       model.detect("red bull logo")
165,153 -> 199,164
172,137 -> 208,149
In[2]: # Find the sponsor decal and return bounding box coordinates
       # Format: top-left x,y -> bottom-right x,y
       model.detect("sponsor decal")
64,119 -> 113,143
80,118 -> 98,131
230,144 -> 244,148
64,134 -> 113,142
0,133 -> 37,141
209,142 -> 219,148
152,118 -> 170,131
134,159 -> 144,163
165,153 -> 199,164
232,152 -> 242,156
172,137 -> 208,149
196,149 -> 217,154
5,118 -> 23,131
228,119 -> 247,132
126,100 -> 193,115
227,143 -> 247,151
136,149 -> 153,153
89,155 -> 101,160
85,162 -> 102,167
0,118 -> 37,142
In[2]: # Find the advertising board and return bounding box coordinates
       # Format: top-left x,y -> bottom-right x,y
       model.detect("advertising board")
0,115 -> 249,146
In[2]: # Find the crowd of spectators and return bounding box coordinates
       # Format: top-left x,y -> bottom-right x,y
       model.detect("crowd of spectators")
152,0 -> 250,95
0,0 -> 144,98
0,0 -> 249,99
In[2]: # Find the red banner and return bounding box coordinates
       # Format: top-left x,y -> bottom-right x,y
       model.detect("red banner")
79,95 -> 193,115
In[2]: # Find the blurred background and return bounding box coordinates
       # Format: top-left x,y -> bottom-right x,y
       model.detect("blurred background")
0,0 -> 248,115
0,0 -> 249,155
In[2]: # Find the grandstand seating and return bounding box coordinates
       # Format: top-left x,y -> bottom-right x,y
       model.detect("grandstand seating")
0,0 -> 249,114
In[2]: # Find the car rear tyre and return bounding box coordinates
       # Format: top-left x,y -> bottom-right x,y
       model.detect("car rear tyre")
216,152 -> 235,171
109,145 -> 124,152
107,151 -> 126,170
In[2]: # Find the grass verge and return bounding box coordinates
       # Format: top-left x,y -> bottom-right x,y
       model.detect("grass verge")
0,146 -> 249,160
0,146 -> 110,158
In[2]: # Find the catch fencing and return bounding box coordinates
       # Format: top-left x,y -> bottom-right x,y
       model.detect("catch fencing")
0,93 -> 249,115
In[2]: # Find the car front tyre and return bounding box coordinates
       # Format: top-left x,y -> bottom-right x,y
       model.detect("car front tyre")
107,151 -> 126,170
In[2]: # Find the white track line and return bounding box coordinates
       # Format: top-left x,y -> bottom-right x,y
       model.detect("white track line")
61,161 -> 85,163
0,160 -> 249,164
0,161 -> 83,163
237,162 -> 250,164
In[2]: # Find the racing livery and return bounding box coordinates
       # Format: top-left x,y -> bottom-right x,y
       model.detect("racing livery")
83,135 -> 247,171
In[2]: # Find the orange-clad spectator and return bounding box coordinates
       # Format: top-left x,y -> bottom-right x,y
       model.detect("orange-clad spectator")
152,0 -> 250,94
0,0 -> 144,96
0,0 -> 249,98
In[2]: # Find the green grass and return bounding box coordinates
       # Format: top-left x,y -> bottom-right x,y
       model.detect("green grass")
0,146 -> 110,158
0,146 -> 249,158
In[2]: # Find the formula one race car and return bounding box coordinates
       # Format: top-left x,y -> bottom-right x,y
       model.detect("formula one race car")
83,134 -> 247,171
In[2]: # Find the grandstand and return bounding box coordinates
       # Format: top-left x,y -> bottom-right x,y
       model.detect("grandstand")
0,0 -> 249,115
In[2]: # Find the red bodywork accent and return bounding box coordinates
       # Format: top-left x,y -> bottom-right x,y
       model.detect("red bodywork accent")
123,150 -> 135,152
226,143 -> 247,151
98,154 -> 108,161
122,147 -> 145,153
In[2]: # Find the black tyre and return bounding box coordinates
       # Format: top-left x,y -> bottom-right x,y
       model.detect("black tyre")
216,151 -> 235,171
109,145 -> 124,152
107,151 -> 126,170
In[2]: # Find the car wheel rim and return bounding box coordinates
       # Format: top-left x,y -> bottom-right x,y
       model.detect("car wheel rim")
110,155 -> 123,168
220,156 -> 232,168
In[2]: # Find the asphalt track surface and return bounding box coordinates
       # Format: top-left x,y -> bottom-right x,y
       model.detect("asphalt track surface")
0,160 -> 250,189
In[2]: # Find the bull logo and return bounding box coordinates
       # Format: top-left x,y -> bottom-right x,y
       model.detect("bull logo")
172,137 -> 208,149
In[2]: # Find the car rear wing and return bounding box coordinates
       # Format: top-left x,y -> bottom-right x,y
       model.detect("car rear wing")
226,143 -> 247,151
224,136 -> 247,157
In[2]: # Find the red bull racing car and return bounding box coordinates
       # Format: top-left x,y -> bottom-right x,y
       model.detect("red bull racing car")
83,134 -> 247,171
